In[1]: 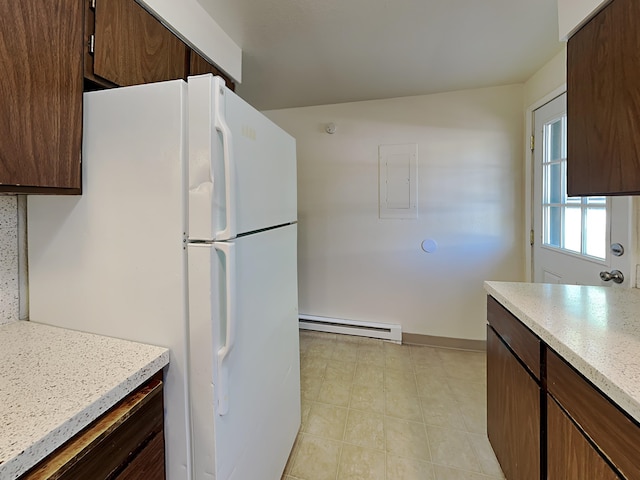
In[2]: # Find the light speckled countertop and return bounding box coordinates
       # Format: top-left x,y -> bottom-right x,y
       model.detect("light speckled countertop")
0,320 -> 169,479
485,281 -> 640,423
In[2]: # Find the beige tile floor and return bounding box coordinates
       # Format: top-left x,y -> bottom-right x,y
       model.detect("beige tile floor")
282,331 -> 505,480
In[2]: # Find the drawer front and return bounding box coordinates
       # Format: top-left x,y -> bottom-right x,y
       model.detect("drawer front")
547,349 -> 640,479
23,379 -> 164,480
487,296 -> 541,380
117,430 -> 165,479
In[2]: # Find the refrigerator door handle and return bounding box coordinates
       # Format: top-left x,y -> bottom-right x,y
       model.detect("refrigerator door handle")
213,241 -> 236,416
214,79 -> 236,240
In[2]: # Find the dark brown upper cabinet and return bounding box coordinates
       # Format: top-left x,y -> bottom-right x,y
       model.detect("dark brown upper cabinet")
90,0 -> 189,87
567,0 -> 640,196
0,0 -> 235,194
188,50 -> 235,90
189,50 -> 221,77
0,0 -> 83,193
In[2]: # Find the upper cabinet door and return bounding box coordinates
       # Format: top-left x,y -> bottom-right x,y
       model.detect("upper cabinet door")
567,0 -> 640,196
188,51 -> 236,91
93,0 -> 187,87
189,51 -> 220,77
0,0 -> 83,193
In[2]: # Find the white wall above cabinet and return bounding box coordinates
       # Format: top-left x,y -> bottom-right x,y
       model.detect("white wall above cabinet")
558,0 -> 611,40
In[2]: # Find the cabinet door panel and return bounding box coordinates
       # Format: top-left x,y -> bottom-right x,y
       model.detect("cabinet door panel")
547,396 -> 619,480
94,0 -> 187,86
0,0 -> 82,192
567,0 -> 640,195
547,349 -> 640,479
487,325 -> 540,480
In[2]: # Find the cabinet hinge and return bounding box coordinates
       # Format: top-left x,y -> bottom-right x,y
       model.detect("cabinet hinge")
530,229 -> 534,246
89,0 -> 96,10
530,135 -> 535,152
89,34 -> 95,55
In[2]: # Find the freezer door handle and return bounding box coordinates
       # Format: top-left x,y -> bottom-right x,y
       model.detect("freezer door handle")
214,241 -> 236,415
214,78 -> 236,240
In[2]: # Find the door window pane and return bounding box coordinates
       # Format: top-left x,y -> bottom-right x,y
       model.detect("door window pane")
544,206 -> 561,247
544,162 -> 562,204
548,119 -> 565,161
585,208 -> 607,258
564,207 -> 581,253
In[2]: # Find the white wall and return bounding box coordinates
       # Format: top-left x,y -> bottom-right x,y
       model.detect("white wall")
136,0 -> 242,82
266,85 -> 525,340
558,0 -> 609,40
523,46 -> 567,108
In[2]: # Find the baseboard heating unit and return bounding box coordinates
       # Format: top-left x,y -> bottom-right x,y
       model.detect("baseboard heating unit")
299,314 -> 402,343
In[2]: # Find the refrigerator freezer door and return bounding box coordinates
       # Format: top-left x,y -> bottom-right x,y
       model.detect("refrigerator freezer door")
188,74 -> 297,241
188,224 -> 301,480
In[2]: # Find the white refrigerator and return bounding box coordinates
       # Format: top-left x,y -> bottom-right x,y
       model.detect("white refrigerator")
27,75 -> 301,480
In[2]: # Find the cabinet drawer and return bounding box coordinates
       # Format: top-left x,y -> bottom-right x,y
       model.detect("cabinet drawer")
487,296 -> 540,380
116,430 -> 165,479
547,349 -> 640,479
23,379 -> 164,479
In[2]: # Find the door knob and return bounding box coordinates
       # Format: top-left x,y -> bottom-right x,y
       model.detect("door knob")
599,270 -> 624,284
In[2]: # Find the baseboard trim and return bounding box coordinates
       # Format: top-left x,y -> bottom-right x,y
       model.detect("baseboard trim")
299,314 -> 402,343
402,333 -> 486,351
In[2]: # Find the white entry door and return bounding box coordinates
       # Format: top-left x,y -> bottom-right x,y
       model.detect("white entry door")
532,93 -> 633,287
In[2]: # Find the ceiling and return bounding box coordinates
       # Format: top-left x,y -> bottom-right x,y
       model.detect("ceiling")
196,0 -> 563,111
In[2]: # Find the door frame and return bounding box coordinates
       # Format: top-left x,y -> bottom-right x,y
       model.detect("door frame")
524,85 -> 567,282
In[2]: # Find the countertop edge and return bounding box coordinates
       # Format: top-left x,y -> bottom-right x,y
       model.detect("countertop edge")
484,281 -> 640,424
0,323 -> 170,480
8,355 -> 169,479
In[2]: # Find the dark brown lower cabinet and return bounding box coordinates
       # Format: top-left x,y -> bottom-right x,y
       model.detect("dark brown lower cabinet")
547,349 -> 640,479
487,295 -> 640,480
117,430 -> 166,480
22,378 -> 165,480
487,325 -> 540,480
547,396 -> 619,480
